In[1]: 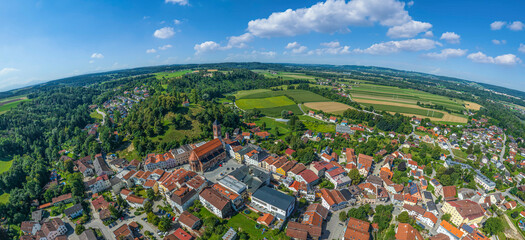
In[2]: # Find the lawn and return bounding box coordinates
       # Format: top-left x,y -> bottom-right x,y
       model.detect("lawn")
0,98 -> 31,114
0,157 -> 13,174
238,90 -> 329,103
298,115 -> 335,132
254,117 -> 291,136
154,70 -> 193,79
0,193 -> 9,204
236,96 -> 296,109
227,213 -> 289,240
258,105 -> 303,117
90,111 -> 103,120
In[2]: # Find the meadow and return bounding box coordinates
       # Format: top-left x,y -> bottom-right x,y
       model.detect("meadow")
154,70 -> 193,79
0,96 -> 30,114
236,96 -> 296,109
236,89 -> 329,103
0,157 -> 13,174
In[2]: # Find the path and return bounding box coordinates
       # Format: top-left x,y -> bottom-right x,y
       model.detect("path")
500,133 -> 507,161
96,108 -> 107,126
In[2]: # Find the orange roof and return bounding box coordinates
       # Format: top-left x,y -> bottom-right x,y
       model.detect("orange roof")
257,213 -> 274,226
395,223 -> 423,240
344,217 -> 370,240
423,212 -> 437,224
192,139 -> 222,158
302,211 -> 323,227
212,183 -> 240,201
440,220 -> 464,238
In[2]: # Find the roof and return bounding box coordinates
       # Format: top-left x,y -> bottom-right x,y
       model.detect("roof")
287,221 -> 322,239
126,194 -> 146,204
429,233 -> 450,240
171,228 -> 193,240
298,169 -> 319,184
178,211 -> 201,229
64,203 -> 83,217
442,186 -> 457,200
191,139 -> 223,159
52,193 -> 72,204
113,224 -> 132,238
440,220 -> 464,238
344,217 -> 370,240
321,189 -> 346,206
447,200 -> 485,220
306,203 -> 329,219
199,187 -> 230,211
252,186 -> 295,211
396,223 -> 423,240
423,211 -> 438,224
79,229 -> 97,240
257,213 -> 274,226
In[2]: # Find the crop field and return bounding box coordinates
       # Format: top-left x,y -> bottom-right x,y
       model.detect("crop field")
236,96 -> 295,109
464,101 -> 482,110
359,101 -> 445,118
252,70 -> 316,81
154,70 -> 193,79
238,89 -> 329,103
0,96 -> 30,114
304,101 -> 353,115
258,105 -> 303,117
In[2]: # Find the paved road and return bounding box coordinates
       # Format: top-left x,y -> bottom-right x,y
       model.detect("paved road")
323,209 -> 346,240
96,108 -> 106,125
500,133 -> 507,161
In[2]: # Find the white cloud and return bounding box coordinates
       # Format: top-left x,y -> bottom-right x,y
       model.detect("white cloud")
159,44 -> 172,50
173,19 -> 181,25
146,49 -> 157,54
308,41 -> 350,55
423,48 -> 467,59
194,41 -> 221,55
286,42 -> 301,49
91,53 -> 104,59
153,27 -> 175,39
355,38 -> 441,54
492,39 -> 506,45
247,0 -> 414,38
519,43 -> 525,53
224,50 -> 277,61
508,21 -> 524,31
387,20 -> 432,38
467,51 -> 522,65
423,31 -> 434,37
440,32 -> 460,44
0,67 -> 19,75
407,1 -> 414,7
490,21 -> 506,30
227,33 -> 253,48
165,0 -> 188,6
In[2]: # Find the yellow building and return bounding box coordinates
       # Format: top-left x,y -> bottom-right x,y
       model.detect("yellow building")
442,200 -> 485,226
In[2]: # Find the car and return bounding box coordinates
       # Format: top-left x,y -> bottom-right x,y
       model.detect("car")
227,167 -> 230,170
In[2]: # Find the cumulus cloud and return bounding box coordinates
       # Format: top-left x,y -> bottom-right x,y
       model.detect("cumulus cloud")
165,0 -> 188,6
508,21 -> 524,31
467,51 -> 521,65
224,50 -> 277,61
423,31 -> 434,37
285,42 -> 308,54
158,44 -> 173,50
194,41 -> 221,55
286,42 -> 301,49
154,27 -> 175,39
440,32 -> 460,44
355,38 -> 441,54
0,67 -> 19,75
173,19 -> 181,25
247,0 -> 417,38
387,20 -> 432,38
146,49 -> 157,54
519,43 -> 525,53
407,1 -> 414,7
492,40 -> 506,45
308,41 -> 350,55
91,53 -> 104,59
423,48 -> 467,59
490,21 -> 506,30
227,33 -> 253,49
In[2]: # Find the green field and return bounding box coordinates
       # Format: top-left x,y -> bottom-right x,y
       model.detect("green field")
252,70 -> 315,81
254,117 -> 292,135
238,89 -> 329,103
0,157 -> 13,174
360,103 -> 445,118
237,96 -> 296,109
90,111 -> 103,120
0,193 -> 9,204
0,97 -> 30,114
298,115 -> 336,132
154,70 -> 193,79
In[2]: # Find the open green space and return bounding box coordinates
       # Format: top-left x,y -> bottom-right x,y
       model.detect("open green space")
154,70 -> 193,79
0,157 -> 13,174
238,89 -> 329,103
258,105 -> 303,117
90,111 -> 103,120
0,98 -> 31,114
237,96 -> 296,109
254,117 -> 291,136
360,103 -> 445,118
0,193 -> 9,204
298,115 -> 335,132
227,213 -> 288,240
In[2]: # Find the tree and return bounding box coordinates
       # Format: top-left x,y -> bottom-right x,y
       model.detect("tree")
424,165 -> 433,175
144,201 -> 153,213
483,217 -> 504,236
397,211 -> 410,223
339,211 -> 348,222
75,224 -> 85,235
109,204 -> 122,219
147,212 -> 160,226
348,169 -> 362,185
158,216 -> 171,232
441,213 -> 451,222
146,189 -> 155,200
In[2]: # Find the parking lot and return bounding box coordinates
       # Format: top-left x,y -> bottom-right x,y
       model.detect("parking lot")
177,157 -> 243,182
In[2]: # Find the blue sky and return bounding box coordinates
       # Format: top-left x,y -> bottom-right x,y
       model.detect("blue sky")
0,0 -> 524,91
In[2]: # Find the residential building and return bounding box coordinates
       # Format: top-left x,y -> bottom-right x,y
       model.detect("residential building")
199,187 -> 232,218
437,220 -> 464,240
251,186 -> 295,220
93,154 -> 113,176
168,185 -> 199,213
395,223 -> 423,240
178,211 -> 202,230
64,203 -> 83,219
442,200 -> 485,226
342,217 -> 370,240
320,189 -> 348,211
85,174 -> 111,193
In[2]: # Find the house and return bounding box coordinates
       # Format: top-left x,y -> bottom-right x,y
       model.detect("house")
20,218 -> 67,240
437,220 -> 464,240
357,154 -> 374,176
113,224 -> 134,240
285,148 -> 296,157
199,187 -> 233,218
179,211 -> 202,230
251,186 -> 295,220
79,229 -> 97,240
255,131 -> 271,139
189,139 -> 227,172
212,183 -> 244,211
92,195 -> 114,212
166,228 -> 193,240
442,200 -> 485,226
286,221 -> 322,240
244,149 -> 269,166
169,185 -> 199,213
320,189 -> 347,211
329,116 -> 337,123
85,174 -> 111,193
442,186 -> 457,201
395,223 -> 423,240
169,145 -> 193,167
474,173 -> 496,191
52,193 -> 73,206
126,194 -> 147,208
222,228 -> 237,240
64,203 -> 83,219
295,169 -> 319,188
76,157 -> 94,177
504,201 -> 517,210
257,213 -> 275,227
93,154 -> 113,176
342,217 -> 370,240
420,211 -> 438,228
288,163 -> 306,179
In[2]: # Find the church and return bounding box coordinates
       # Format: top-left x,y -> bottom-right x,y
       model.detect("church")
189,120 -> 226,172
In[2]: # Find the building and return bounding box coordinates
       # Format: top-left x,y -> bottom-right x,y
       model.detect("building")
199,187 -> 233,218
244,149 -> 269,166
251,186 -> 295,220
286,221 -> 322,240
342,217 -> 370,240
222,228 -> 237,240
113,224 -> 134,240
93,154 -> 113,176
167,228 -> 193,240
78,229 -> 97,240
437,220 -> 464,240
178,211 -> 202,230
395,223 -> 423,240
85,174 -> 111,193
170,145 -> 193,166
20,218 -> 67,240
357,154 -> 373,176
168,185 -> 199,213
126,194 -> 147,208
442,200 -> 485,226
320,189 -> 347,211
475,173 -> 496,191
213,119 -> 222,139
442,186 -> 457,201
189,139 -> 226,172
64,203 -> 83,219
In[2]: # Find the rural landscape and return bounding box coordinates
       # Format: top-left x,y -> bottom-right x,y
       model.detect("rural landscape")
2,0 -> 525,240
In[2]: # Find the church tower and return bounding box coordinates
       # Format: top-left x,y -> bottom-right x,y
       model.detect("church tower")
213,119 -> 222,139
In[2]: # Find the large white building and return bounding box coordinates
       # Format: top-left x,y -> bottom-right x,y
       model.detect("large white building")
251,186 -> 295,220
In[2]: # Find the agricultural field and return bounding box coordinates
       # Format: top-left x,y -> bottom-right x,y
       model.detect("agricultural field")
0,96 -> 30,114
154,70 -> 193,79
236,89 -> 329,103
236,96 -> 295,109
252,69 -> 316,81
348,83 -> 469,123
304,101 -> 353,115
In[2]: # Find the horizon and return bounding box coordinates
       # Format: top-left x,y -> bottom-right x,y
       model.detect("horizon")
1,0 -> 524,91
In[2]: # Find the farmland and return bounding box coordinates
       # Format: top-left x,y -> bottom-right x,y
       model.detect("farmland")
0,96 -> 30,114
236,96 -> 296,109
236,89 -> 329,103
304,101 -> 354,115
154,70 -> 193,79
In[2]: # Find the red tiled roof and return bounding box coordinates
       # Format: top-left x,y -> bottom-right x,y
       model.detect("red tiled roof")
257,213 -> 274,226
395,223 -> 423,240
298,169 -> 319,184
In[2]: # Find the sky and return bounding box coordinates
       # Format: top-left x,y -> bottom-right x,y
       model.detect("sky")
0,0 -> 524,91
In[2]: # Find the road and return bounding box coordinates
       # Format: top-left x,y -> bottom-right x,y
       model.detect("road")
96,108 -> 106,125
500,133 -> 507,161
